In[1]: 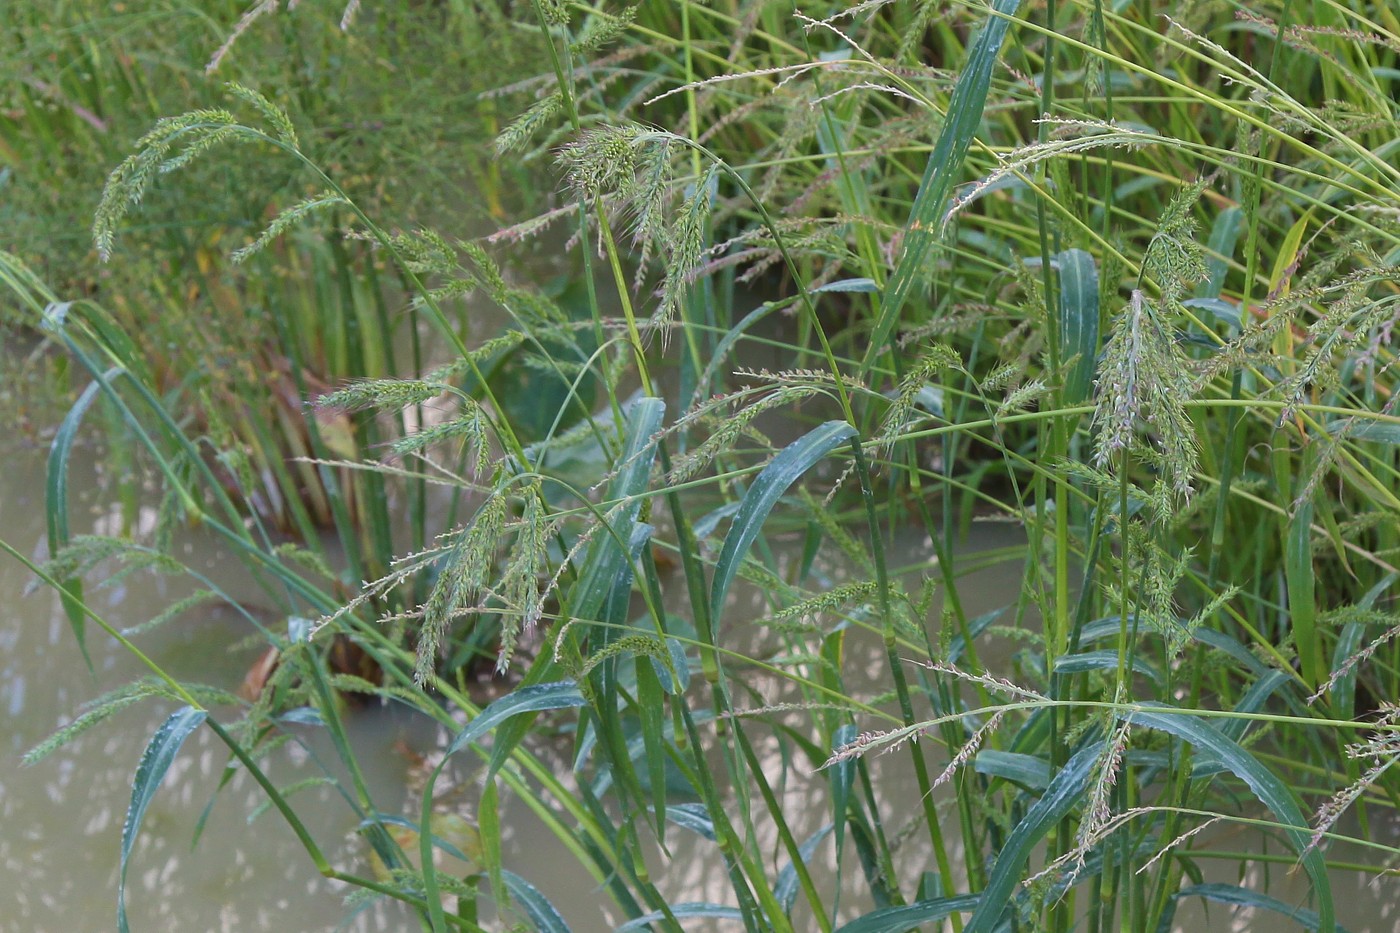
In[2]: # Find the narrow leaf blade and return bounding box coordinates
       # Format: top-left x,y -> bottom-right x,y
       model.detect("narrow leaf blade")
119,706 -> 208,933
964,741 -> 1102,933
46,376 -> 111,669
710,421 -> 856,631
862,0 -> 1023,372
1054,249 -> 1099,405
1124,706 -> 1334,932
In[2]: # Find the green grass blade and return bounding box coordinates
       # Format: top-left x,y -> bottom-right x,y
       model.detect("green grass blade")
1324,419 -> 1400,444
973,750 -> 1052,791
710,420 -> 857,632
572,398 -> 665,623
480,781 -> 504,916
1124,705 -> 1335,932
501,870 -> 572,933
421,682 -> 588,933
119,706 -> 208,933
444,681 -> 588,758
1287,502 -> 1322,689
1053,249 -> 1100,406
836,894 -> 982,933
861,0 -> 1023,376
665,803 -> 716,840
46,375 -> 111,670
635,653 -> 669,842
1198,206 -> 1243,299
964,740 -> 1102,933
1053,649 -> 1162,685
776,825 -> 834,913
829,723 -> 857,888
1171,883 -> 1349,933
616,903 -> 744,930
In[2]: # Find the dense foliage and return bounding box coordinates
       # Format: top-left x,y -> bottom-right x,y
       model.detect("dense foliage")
5,0 -> 1400,930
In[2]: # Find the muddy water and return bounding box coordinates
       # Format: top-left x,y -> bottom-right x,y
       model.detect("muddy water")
0,437 -> 431,931
2,429 -> 1396,931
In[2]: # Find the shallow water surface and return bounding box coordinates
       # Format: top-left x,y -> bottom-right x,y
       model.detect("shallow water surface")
0,438 -> 429,931
2,431 -> 1396,931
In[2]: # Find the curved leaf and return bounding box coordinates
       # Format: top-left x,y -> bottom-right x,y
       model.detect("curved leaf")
1053,649 -> 1162,685
710,420 -> 856,631
573,398 -> 665,624
119,706 -> 207,933
502,869 -> 571,933
46,375 -> 114,669
836,894 -> 981,933
665,802 -> 716,841
1123,706 -> 1334,932
445,681 -> 587,758
616,903 -> 744,931
812,277 -> 879,294
1324,418 -> 1400,445
830,723 -> 857,880
974,749 -> 1051,791
1173,883 -> 1349,933
776,824 -> 834,913
422,682 -> 587,933
1198,206 -> 1243,299
964,741 -> 1103,933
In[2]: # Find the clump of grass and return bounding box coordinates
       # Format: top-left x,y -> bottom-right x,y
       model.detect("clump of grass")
8,0 -> 1400,931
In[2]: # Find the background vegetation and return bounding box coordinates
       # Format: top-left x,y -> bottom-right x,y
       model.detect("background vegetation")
4,0 -> 1400,930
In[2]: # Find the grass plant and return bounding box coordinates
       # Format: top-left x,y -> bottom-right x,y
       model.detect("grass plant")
6,0 -> 1400,930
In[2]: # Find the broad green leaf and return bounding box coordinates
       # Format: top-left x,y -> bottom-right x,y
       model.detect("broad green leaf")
1172,883 -> 1349,933
1079,617 -> 1271,677
973,750 -> 1051,791
1053,649 -> 1162,685
812,278 -> 879,294
666,802 -> 716,841
1330,622 -> 1365,718
711,421 -> 857,632
1324,418 -> 1400,445
1191,670 -> 1292,777
572,398 -> 664,624
480,780 -> 504,910
1123,706 -> 1334,932
830,723 -> 857,879
964,741 -> 1103,933
775,824 -> 833,913
1198,206 -> 1243,299
444,682 -> 587,758
636,652 -> 668,841
1054,249 -> 1099,405
617,903 -> 744,930
422,682 -> 587,933
1268,211 -> 1311,297
862,0 -> 1023,373
648,636 -> 690,694
836,894 -> 982,933
1182,297 -> 1242,332
119,706 -> 208,933
583,521 -> 654,825
948,608 -> 1004,663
